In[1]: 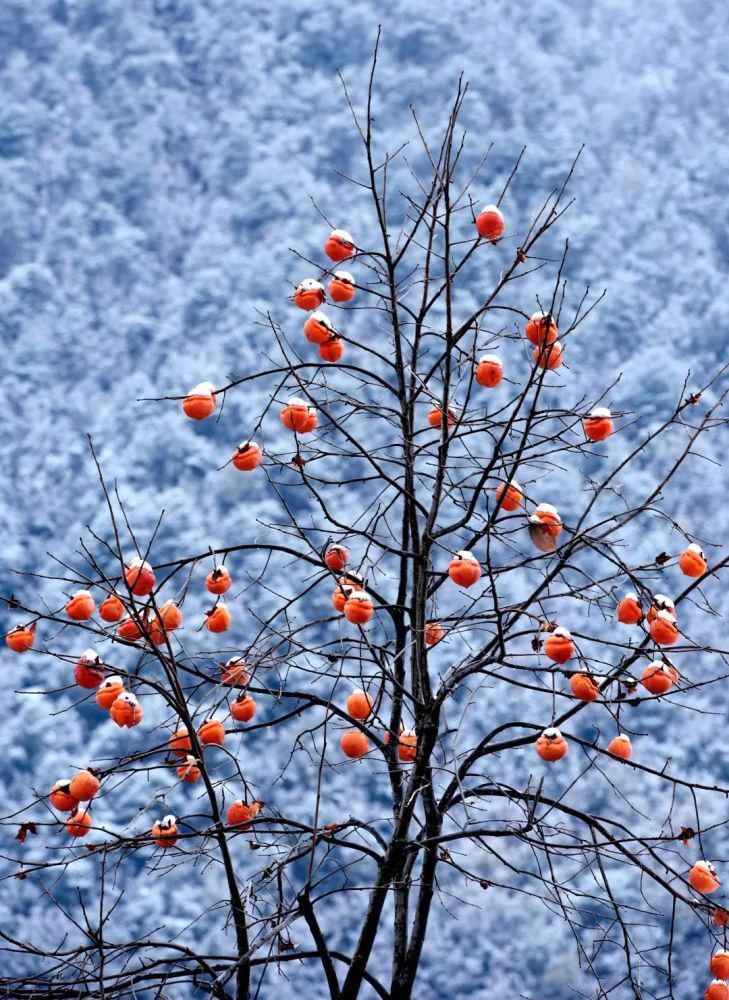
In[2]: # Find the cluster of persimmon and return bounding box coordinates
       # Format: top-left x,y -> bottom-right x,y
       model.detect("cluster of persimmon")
440,464 -> 708,769
324,546 -> 376,627
45,660 -> 258,845
431,304 -> 570,424
181,382 -> 260,475
432,363 -> 612,438
280,231 -> 359,434
7,554 -> 240,663
5,561 -> 162,733
444,501 -> 563,594
295,227 -> 356,365
5,544 -> 265,846
321,545 -> 439,762
676,864 -> 729,998
147,798 -> 262,850
48,769 -> 100,840
536,548 -> 706,768
706,946 -> 729,999
533,571 -> 705,766
176,213 -> 615,508
168,714 -> 254,766
182,378 -> 263,475
180,228 -> 359,474
444,224 -> 619,442
339,687 -> 417,763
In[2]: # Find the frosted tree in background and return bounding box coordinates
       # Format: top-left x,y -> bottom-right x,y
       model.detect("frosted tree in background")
3,39 -> 729,1000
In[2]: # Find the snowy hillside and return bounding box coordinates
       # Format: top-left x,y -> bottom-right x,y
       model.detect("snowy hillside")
1,1 -> 728,997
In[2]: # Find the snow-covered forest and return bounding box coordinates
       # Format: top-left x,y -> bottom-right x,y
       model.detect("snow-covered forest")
1,2 -> 728,997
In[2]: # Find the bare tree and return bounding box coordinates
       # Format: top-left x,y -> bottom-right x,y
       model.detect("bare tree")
3,35 -> 729,1000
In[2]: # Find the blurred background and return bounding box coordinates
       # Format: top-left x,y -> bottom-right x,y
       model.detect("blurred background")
1,1 -> 727,996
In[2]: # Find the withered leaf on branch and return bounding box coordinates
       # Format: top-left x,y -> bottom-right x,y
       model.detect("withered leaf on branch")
655,552 -> 671,565
15,823 -> 37,844
539,621 -> 559,632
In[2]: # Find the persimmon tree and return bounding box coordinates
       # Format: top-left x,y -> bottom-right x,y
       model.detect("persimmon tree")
3,40 -> 729,1000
